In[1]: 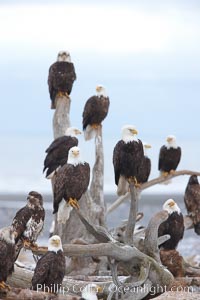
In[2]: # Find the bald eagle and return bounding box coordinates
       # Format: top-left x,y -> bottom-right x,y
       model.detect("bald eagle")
184,175 -> 200,235
137,142 -> 151,184
80,283 -> 102,300
12,191 -> 45,250
31,235 -> 65,292
48,51 -> 76,109
82,85 -> 110,140
53,146 -> 90,223
158,135 -> 181,177
43,127 -> 81,179
113,125 -> 144,195
158,199 -> 184,250
0,226 -> 15,290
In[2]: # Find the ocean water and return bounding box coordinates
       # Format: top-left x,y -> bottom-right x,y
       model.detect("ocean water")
0,192 -> 199,260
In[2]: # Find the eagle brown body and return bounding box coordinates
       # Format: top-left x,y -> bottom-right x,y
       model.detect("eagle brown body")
82,95 -> 110,130
32,235 -> 65,292
53,162 -> 90,214
184,175 -> 200,235
12,191 -> 45,249
158,199 -> 184,250
113,139 -> 144,186
0,226 -> 15,289
137,155 -> 151,184
43,135 -> 78,178
159,145 -> 181,173
32,250 -> 65,292
48,51 -> 76,109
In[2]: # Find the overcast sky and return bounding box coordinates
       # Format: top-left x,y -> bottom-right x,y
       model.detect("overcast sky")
0,1 -> 199,193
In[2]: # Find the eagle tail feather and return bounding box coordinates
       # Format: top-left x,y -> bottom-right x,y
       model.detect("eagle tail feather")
57,199 -> 73,224
84,125 -> 96,141
117,176 -> 129,196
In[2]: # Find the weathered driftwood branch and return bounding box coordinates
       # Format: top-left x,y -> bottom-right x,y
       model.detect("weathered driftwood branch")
124,184 -> 138,245
107,170 -> 200,215
53,95 -> 71,139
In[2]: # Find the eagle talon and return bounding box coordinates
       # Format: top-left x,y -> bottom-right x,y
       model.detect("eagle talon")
169,169 -> 175,175
23,239 -> 32,249
0,281 -> 10,291
162,171 -> 169,177
91,123 -> 100,129
68,198 -> 80,209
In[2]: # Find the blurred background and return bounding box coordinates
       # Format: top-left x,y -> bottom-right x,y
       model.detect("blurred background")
0,0 -> 199,195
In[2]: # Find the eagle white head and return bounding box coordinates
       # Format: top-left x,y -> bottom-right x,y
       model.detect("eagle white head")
96,85 -> 107,97
165,135 -> 178,149
57,51 -> 71,62
48,235 -> 63,253
121,125 -> 138,143
163,199 -> 181,215
0,226 -> 15,244
81,283 -> 102,300
67,146 -> 84,166
65,127 -> 82,137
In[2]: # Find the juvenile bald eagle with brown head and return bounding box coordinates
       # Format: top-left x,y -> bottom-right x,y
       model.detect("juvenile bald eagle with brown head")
158,199 -> 184,250
31,235 -> 65,292
184,175 -> 200,235
53,146 -> 90,223
48,51 -> 76,109
12,191 -> 45,250
113,125 -> 144,195
0,226 -> 15,290
158,135 -> 181,177
82,85 -> 110,140
43,127 -> 81,179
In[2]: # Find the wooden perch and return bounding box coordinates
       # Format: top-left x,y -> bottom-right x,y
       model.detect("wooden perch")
107,170 -> 200,214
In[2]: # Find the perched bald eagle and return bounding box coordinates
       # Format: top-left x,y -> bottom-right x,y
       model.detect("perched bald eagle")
48,51 -> 76,109
137,142 -> 151,184
158,199 -> 184,250
184,175 -> 200,235
53,146 -> 90,223
0,226 -> 15,290
80,283 -> 102,300
32,235 -> 65,292
158,135 -> 181,177
113,125 -> 144,195
82,85 -> 110,140
12,191 -> 45,250
43,127 -> 81,179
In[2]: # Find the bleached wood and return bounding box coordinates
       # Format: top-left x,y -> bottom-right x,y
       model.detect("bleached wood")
107,170 -> 200,214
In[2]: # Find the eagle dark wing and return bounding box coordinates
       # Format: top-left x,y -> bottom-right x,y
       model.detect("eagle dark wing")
158,145 -> 167,171
53,163 -> 90,214
113,140 -> 124,185
53,164 -> 71,213
43,136 -> 78,177
31,252 -> 53,290
158,212 -> 184,250
184,175 -> 200,234
12,206 -> 32,243
48,62 -> 76,100
82,96 -> 110,130
0,241 -> 15,280
137,156 -> 151,184
159,146 -> 181,172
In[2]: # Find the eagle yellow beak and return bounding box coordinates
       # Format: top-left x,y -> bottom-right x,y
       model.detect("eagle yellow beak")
52,239 -> 60,246
130,129 -> 138,135
169,200 -> 175,207
73,150 -> 79,157
167,137 -> 173,143
96,85 -> 102,92
145,144 -> 151,149
75,129 -> 82,135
